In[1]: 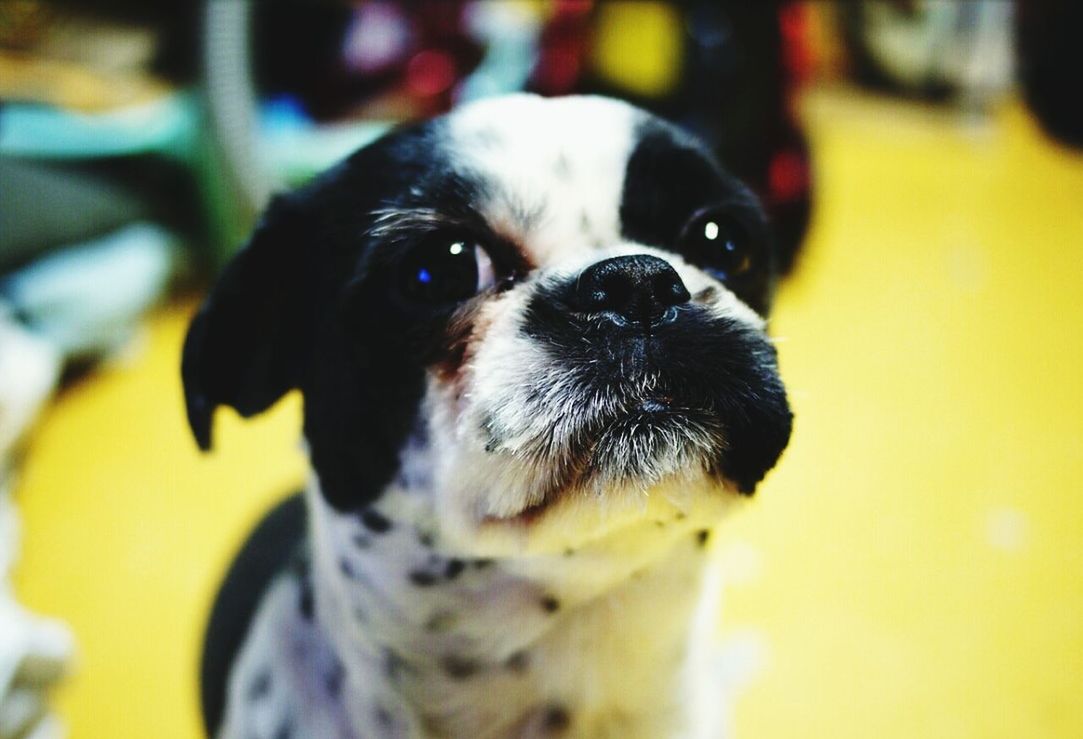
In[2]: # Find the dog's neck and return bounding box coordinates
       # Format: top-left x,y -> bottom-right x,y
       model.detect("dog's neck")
304,478 -> 727,739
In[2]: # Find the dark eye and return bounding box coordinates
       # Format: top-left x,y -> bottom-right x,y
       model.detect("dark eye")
398,235 -> 496,304
678,208 -> 756,279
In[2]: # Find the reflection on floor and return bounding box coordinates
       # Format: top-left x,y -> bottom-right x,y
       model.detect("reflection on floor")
13,88 -> 1083,738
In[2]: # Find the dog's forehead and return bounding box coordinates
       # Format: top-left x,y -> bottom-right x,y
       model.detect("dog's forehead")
444,95 -> 641,266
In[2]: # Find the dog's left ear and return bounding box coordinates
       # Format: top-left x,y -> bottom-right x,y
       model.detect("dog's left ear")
182,196 -> 318,450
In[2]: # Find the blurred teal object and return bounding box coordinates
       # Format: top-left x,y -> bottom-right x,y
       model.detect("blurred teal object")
0,94 -> 198,161
457,2 -> 540,103
0,224 -> 180,359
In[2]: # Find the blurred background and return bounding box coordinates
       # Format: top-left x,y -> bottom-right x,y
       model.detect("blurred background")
1,1 -> 1081,737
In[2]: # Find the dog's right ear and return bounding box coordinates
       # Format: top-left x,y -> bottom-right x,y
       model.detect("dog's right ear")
182,196 -> 318,450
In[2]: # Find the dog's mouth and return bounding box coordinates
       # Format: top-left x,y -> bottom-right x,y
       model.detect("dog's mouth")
584,399 -> 727,476
480,388 -> 731,524
485,411 -> 736,533
463,303 -> 792,527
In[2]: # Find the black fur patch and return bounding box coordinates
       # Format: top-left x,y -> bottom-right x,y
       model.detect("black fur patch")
409,570 -> 439,587
183,121 -> 511,512
441,654 -> 480,680
620,119 -> 775,315
384,648 -> 411,682
273,719 -> 292,739
247,670 -> 271,701
542,705 -> 572,732
323,658 -> 345,697
298,575 -> 314,620
359,508 -> 393,533
506,650 -> 530,673
374,705 -> 394,727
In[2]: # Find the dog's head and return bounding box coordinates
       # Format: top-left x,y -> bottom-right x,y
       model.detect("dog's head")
183,95 -> 791,553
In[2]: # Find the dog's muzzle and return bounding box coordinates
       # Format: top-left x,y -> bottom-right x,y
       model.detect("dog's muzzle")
493,252 -> 791,496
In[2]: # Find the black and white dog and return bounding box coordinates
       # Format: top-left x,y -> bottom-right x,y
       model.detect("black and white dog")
184,95 -> 792,739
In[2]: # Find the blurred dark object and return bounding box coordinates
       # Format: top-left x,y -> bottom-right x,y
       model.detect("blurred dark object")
837,0 -> 1013,109
530,0 -> 593,96
252,1 -> 484,121
0,159 -> 147,270
0,0 -> 201,84
840,0 -> 955,101
572,1 -> 813,276
1015,0 -> 1083,149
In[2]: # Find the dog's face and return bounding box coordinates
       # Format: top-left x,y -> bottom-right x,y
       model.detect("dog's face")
183,95 -> 791,553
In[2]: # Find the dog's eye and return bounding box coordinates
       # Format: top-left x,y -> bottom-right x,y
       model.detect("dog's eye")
678,209 -> 755,280
399,236 -> 496,304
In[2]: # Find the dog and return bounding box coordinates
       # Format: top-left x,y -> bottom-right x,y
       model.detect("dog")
183,94 -> 793,739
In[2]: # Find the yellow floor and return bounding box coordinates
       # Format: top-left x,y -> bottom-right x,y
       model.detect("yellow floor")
12,88 -> 1083,738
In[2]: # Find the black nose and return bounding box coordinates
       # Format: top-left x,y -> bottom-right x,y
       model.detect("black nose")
575,255 -> 691,327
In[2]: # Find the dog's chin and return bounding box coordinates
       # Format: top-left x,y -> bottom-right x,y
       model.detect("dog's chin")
471,434 -> 737,556
485,404 -> 729,525
579,405 -> 725,484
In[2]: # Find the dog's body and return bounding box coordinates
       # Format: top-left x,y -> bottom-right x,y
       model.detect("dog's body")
184,95 -> 792,739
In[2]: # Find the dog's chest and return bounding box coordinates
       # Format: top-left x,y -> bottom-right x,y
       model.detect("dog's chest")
219,498 -> 718,739
316,502 -> 714,738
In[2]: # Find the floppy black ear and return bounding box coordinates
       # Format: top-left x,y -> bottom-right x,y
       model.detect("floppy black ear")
182,196 -> 318,450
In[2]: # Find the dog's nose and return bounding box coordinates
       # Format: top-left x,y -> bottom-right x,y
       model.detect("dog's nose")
575,255 -> 691,327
